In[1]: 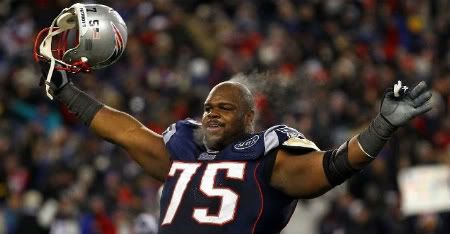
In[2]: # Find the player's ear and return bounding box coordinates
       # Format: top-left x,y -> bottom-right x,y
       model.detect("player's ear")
245,110 -> 255,133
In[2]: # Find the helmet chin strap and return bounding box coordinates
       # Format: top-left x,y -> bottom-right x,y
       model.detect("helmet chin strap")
41,16 -> 64,99
39,8 -> 76,99
45,59 -> 56,99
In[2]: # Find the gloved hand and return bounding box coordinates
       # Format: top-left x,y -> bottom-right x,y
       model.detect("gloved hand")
357,80 -> 433,158
38,60 -> 103,126
38,60 -> 74,98
380,81 -> 433,126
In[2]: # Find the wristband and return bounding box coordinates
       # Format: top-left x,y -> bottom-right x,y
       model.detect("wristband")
56,84 -> 104,126
357,114 -> 397,158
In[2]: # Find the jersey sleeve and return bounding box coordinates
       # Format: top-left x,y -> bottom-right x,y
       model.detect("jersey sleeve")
259,125 -> 320,191
162,119 -> 201,161
263,125 -> 320,155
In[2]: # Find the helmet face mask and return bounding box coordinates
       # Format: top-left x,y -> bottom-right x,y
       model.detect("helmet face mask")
34,3 -> 128,73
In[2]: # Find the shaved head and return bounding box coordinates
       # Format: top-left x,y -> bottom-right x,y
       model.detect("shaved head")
210,81 -> 255,113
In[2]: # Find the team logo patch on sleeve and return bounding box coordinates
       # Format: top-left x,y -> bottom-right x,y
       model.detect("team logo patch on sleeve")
275,126 -> 303,138
234,135 -> 260,150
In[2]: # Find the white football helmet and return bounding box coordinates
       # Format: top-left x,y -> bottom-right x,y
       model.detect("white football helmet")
34,3 -> 127,99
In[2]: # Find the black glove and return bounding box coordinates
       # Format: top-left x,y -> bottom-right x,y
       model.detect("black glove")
380,81 -> 433,126
39,61 -> 73,97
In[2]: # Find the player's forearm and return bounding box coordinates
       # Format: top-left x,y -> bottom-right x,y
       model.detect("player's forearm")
349,114 -> 397,169
322,115 -> 396,186
90,106 -> 145,146
55,83 -> 104,126
347,136 -> 378,169
56,84 -> 143,146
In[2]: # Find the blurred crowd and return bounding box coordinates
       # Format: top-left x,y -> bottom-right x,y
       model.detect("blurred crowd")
0,0 -> 449,233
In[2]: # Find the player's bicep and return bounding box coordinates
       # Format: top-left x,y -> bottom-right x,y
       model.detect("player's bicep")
91,106 -> 170,181
270,149 -> 332,199
124,128 -> 171,181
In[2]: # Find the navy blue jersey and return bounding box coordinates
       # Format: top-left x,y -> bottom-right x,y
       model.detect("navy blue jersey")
159,119 -> 319,234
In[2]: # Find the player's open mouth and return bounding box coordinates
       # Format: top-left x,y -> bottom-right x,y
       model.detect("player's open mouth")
206,121 -> 224,131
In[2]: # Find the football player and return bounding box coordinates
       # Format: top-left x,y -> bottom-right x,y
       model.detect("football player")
39,61 -> 432,233
35,4 -> 433,233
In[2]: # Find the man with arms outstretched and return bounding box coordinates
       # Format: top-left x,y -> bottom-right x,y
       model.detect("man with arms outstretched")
40,63 -> 432,234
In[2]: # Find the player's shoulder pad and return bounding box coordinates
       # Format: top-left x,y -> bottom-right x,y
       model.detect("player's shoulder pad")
264,125 -> 320,155
162,118 -> 201,161
162,118 -> 201,144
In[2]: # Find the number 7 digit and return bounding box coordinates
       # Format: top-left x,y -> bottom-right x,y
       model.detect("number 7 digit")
162,162 -> 201,225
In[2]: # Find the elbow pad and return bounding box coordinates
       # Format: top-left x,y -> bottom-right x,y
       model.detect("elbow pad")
322,141 -> 360,186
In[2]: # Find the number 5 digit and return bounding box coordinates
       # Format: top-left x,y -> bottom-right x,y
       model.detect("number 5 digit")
193,162 -> 245,224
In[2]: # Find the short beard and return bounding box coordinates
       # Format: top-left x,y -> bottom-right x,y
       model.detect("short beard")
195,121 -> 253,151
195,128 -> 224,151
